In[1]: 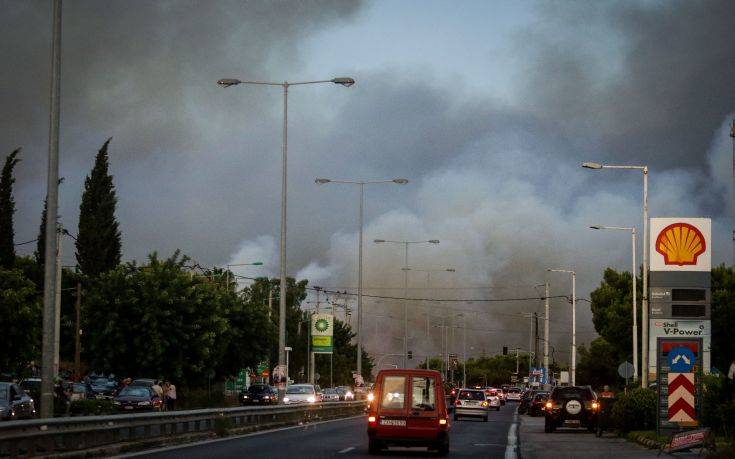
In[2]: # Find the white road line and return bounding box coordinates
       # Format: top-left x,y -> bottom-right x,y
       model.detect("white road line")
504,413 -> 519,459
113,415 -> 364,458
338,447 -> 355,454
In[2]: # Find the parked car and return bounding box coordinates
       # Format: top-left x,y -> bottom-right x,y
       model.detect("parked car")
322,388 -> 341,402
544,386 -> 599,433
19,378 -> 41,405
282,384 -> 318,404
239,384 -> 277,406
90,378 -> 117,398
112,386 -> 162,412
129,378 -> 156,388
0,382 -> 36,420
529,392 -> 549,417
454,388 -> 490,421
69,382 -> 95,401
367,368 -> 449,456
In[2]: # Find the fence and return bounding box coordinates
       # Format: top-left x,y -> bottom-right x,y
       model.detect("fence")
0,401 -> 366,458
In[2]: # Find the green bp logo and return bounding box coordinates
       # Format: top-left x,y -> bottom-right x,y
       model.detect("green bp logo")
315,318 -> 330,333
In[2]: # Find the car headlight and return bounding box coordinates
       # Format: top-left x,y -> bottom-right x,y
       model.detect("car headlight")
346,392 -> 354,398
263,396 -> 270,400
283,397 -> 290,403
113,401 -> 121,405
307,396 -> 316,403
139,401 -> 151,406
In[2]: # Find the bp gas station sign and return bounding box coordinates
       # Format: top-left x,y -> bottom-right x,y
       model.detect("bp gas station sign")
311,313 -> 334,353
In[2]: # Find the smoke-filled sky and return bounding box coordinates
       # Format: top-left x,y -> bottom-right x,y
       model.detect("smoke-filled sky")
2,0 -> 734,367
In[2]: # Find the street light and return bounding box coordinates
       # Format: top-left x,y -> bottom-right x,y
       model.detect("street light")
218,75 -> 355,382
225,261 -> 264,290
314,177 -> 409,380
547,268 -> 576,386
590,225 -> 638,381
374,239 -> 440,367
583,161 -> 649,388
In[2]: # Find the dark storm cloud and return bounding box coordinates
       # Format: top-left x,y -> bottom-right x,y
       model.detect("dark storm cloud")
519,0 -> 735,170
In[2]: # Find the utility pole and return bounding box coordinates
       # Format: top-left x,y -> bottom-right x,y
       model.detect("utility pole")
309,287 -> 321,384
53,227 -> 62,377
74,282 -> 82,380
40,0 -> 62,418
534,312 -> 539,368
544,282 -> 550,386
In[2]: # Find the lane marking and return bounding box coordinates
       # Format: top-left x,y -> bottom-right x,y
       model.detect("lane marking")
504,413 -> 519,459
338,447 -> 355,454
113,415 -> 365,458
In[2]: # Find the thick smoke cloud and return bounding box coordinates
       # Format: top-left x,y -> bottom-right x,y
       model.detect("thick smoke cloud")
2,1 -> 733,366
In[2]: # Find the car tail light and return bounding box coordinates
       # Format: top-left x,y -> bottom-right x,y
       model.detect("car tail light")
455,400 -> 462,406
545,401 -> 553,409
591,401 -> 599,410
368,416 -> 376,424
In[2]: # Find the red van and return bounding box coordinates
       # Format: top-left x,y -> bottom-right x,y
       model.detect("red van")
367,369 -> 450,456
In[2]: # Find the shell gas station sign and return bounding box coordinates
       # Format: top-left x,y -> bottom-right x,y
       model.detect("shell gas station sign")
650,218 -> 711,272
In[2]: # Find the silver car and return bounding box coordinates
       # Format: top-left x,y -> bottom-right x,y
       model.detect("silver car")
453,389 -> 490,421
282,384 -> 318,404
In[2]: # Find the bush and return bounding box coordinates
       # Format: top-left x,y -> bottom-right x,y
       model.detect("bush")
69,399 -> 115,416
612,388 -> 656,433
702,375 -> 735,440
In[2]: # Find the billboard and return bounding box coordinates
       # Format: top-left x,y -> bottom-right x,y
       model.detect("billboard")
311,313 -> 334,354
650,218 -> 711,272
649,319 -> 711,377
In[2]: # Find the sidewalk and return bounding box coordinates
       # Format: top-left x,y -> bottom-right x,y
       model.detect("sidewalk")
518,415 -> 700,459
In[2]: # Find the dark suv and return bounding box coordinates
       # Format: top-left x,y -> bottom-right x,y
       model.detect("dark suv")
544,386 -> 599,433
240,384 -> 277,405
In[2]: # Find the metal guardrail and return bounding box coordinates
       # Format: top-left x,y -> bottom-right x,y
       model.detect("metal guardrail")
0,401 -> 367,458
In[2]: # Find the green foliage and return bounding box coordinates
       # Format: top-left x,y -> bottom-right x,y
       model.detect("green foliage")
576,337 -> 621,388
83,252 -> 271,388
460,354 -> 528,386
76,139 -> 121,277
0,267 -> 41,375
701,375 -> 735,439
69,399 -> 115,416
611,388 -> 656,433
0,148 -> 20,269
711,265 -> 735,373
589,268 -> 641,365
35,178 -> 64,268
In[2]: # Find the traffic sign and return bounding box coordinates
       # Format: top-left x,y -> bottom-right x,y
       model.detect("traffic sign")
618,361 -> 635,379
668,347 -> 695,373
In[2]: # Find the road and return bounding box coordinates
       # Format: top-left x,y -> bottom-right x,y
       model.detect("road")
121,404 -> 517,458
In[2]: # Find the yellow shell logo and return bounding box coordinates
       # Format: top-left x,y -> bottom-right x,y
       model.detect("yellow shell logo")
655,223 -> 706,266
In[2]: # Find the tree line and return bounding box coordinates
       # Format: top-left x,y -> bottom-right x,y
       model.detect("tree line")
0,143 -> 372,389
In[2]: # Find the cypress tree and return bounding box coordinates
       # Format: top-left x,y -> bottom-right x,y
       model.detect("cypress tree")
76,139 -> 122,277
0,148 -> 21,269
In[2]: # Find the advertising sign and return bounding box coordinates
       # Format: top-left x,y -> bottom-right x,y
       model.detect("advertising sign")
649,320 -> 711,377
650,218 -> 711,272
311,313 -> 334,353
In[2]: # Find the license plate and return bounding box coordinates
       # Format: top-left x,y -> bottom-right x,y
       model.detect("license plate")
380,419 -> 406,426
564,420 -> 580,426
253,400 -> 259,403
124,406 -> 134,410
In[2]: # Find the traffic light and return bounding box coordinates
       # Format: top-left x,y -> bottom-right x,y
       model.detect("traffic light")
407,351 -> 413,360
503,346 -> 508,355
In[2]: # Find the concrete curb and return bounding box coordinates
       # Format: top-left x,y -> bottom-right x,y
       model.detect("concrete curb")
629,433 -> 665,450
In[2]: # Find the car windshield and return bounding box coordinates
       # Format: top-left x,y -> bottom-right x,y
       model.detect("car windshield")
248,385 -> 268,393
286,386 -> 314,394
92,378 -> 109,385
509,388 -> 521,393
120,387 -> 150,398
73,384 -> 86,393
554,388 -> 593,400
324,389 -> 337,394
458,390 -> 485,401
0,385 -> 7,401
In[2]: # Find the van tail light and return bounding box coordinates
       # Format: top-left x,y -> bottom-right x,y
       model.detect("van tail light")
368,416 -> 376,424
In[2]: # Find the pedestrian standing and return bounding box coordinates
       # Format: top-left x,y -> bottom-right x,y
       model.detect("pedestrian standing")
165,381 -> 177,411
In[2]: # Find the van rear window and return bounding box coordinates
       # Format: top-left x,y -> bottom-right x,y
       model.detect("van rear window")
411,377 -> 436,411
381,376 -> 406,410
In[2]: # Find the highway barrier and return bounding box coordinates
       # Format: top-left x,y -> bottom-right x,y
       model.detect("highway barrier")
0,401 -> 367,458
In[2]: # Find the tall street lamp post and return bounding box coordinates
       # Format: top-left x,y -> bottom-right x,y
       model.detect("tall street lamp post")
374,239 -> 440,367
583,162 -> 648,387
547,269 -> 576,386
590,225 -> 638,381
217,76 -> 354,377
315,178 -> 408,380
225,261 -> 263,290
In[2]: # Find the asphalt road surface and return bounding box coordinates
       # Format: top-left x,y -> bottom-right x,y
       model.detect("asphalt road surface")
121,404 -> 517,459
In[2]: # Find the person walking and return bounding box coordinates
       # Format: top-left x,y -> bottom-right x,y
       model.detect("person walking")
165,381 -> 176,411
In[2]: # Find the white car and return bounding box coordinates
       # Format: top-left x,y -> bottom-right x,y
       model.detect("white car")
506,388 -> 522,401
282,384 -> 318,404
322,388 -> 341,402
483,389 -> 501,411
